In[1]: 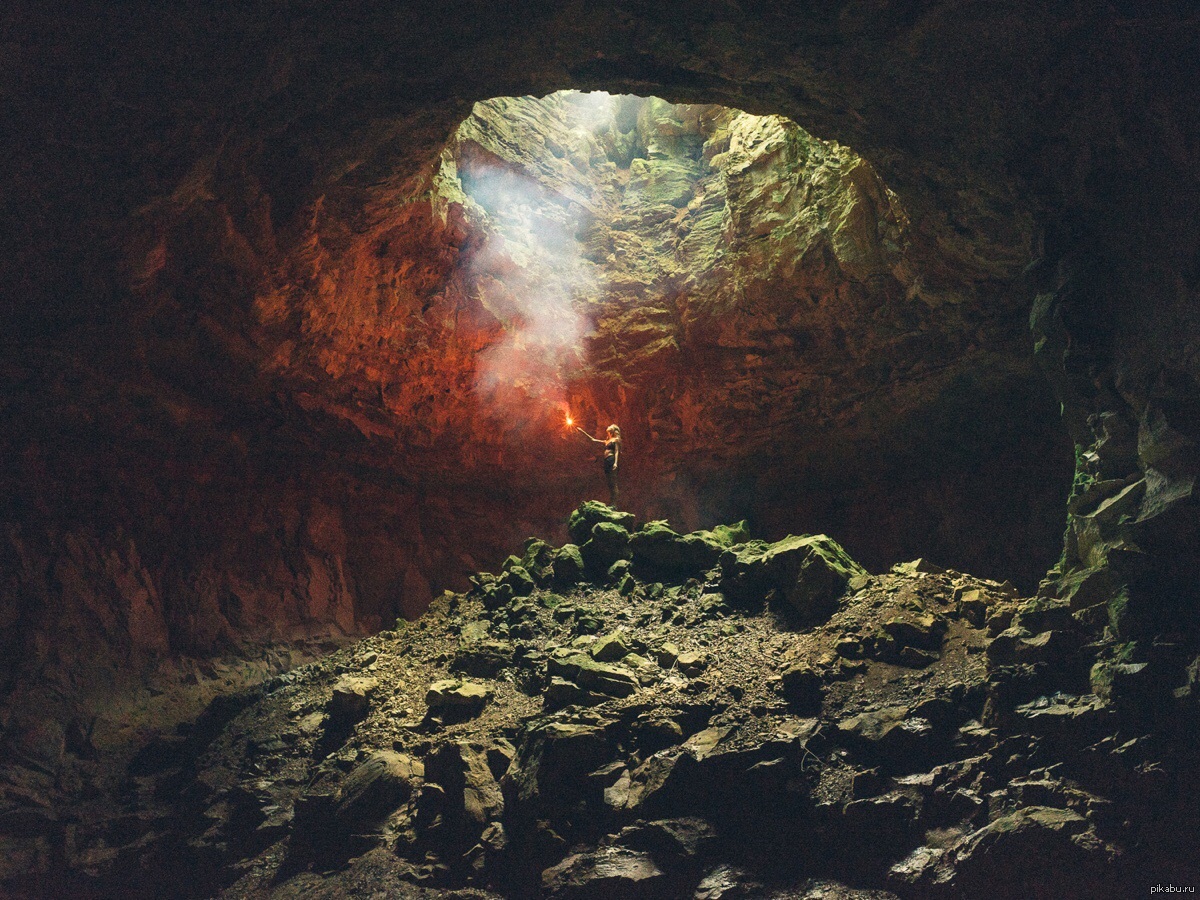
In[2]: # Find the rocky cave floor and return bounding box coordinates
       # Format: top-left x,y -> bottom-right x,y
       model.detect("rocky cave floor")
7,504 -> 1200,900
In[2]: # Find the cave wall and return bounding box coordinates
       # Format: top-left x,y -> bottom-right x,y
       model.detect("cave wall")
0,349 -> 547,724
434,93 -> 1071,582
2,0 -> 1197,721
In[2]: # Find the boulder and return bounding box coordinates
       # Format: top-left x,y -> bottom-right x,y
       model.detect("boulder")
694,865 -> 764,899
581,521 -> 632,572
719,534 -> 866,619
657,642 -> 681,668
881,613 -> 946,652
327,676 -> 377,726
1012,598 -> 1075,633
521,538 -> 556,583
987,627 -> 1079,668
542,846 -> 665,899
460,620 -> 490,642
425,680 -> 492,722
545,676 -> 611,709
500,564 -> 536,596
698,521 -> 751,545
779,663 -> 824,713
892,558 -> 946,575
628,521 -> 726,582
486,740 -> 516,782
675,650 -> 708,677
1057,566 -> 1117,613
568,502 -> 636,545
480,581 -> 515,610
954,588 -> 989,626
504,721 -> 614,811
610,817 -> 716,867
613,727 -> 734,814
591,632 -> 633,663
630,713 -> 685,752
985,626 -> 1030,665
836,707 -> 939,771
607,558 -> 633,583
334,751 -> 423,828
835,636 -> 863,659
1013,694 -> 1112,746
694,593 -> 730,620
548,653 -> 639,697
552,545 -> 586,587
887,846 -> 946,892
424,742 -> 504,828
895,806 -> 1111,899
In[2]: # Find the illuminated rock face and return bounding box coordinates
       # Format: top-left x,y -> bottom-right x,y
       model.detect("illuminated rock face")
237,91 -> 1071,589
0,95 -> 1073,721
2,1 -> 1196,726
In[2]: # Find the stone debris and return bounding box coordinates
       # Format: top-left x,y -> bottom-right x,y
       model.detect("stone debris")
7,502 -> 1190,898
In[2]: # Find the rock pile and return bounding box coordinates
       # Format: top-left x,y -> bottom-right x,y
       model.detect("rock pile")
7,503 -> 1199,898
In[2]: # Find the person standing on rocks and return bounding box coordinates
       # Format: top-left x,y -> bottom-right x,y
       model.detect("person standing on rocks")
577,424 -> 622,507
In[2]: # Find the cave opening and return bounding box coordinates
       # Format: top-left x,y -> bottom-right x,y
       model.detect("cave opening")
426,90 -> 1074,593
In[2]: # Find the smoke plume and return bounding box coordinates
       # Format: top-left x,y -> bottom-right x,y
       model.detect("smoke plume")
448,92 -> 620,434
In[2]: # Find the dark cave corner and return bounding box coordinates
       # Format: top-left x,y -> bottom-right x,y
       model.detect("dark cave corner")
2,2 -> 1200,898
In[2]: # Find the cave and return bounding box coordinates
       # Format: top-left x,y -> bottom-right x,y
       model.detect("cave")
434,90 -> 1072,593
2,3 -> 1199,898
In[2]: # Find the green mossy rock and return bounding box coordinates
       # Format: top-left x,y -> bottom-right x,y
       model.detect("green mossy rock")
696,521 -> 751,546
521,539 -> 556,584
581,521 -> 632,573
481,582 -> 515,610
551,545 -> 585,587
590,632 -> 632,663
628,521 -> 726,582
568,502 -> 636,545
606,559 -> 632,583
719,533 -> 866,620
500,565 -> 536,597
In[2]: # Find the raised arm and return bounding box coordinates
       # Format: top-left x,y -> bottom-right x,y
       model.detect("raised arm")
576,426 -> 603,443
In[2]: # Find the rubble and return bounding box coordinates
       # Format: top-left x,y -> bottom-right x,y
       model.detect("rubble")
5,503 -> 1197,898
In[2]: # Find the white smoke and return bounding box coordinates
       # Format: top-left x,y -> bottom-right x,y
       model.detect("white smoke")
452,92 -> 620,431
